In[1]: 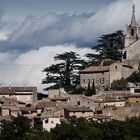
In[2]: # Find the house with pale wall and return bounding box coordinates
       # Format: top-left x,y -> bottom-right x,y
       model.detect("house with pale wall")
100,97 -> 125,108
42,117 -> 61,132
0,87 -> 37,105
64,106 -> 93,118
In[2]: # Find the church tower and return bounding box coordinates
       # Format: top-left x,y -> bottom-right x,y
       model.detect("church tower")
125,5 -> 140,48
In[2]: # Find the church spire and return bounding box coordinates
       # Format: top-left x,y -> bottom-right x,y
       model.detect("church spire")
130,5 -> 137,26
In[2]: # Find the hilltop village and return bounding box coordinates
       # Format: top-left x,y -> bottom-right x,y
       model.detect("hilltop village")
0,6 -> 140,132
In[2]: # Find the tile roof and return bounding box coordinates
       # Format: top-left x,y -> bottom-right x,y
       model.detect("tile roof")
0,87 -> 37,95
80,66 -> 109,73
51,96 -> 68,101
124,94 -> 140,98
64,106 -> 93,112
0,115 -> 11,121
20,107 -> 36,112
92,114 -> 112,119
1,104 -> 20,111
36,100 -> 56,109
0,97 -> 26,104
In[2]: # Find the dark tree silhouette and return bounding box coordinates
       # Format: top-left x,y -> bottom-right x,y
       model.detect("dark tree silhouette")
86,30 -> 124,66
42,51 -> 87,91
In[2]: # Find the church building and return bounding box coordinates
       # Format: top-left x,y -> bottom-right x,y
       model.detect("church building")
80,6 -> 140,93
123,5 -> 140,66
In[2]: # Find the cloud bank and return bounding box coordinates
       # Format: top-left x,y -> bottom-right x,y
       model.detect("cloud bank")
0,45 -> 91,93
0,0 -> 140,92
0,0 -> 137,52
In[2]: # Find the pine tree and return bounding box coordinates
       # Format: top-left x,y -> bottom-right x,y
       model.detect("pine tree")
42,51 -> 87,91
86,30 -> 124,66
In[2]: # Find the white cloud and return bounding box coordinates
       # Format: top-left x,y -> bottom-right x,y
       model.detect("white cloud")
0,0 -> 140,93
5,0 -> 136,49
0,0 -> 138,52
0,44 -> 91,93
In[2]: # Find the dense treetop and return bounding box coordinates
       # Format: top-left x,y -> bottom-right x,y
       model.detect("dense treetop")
1,116 -> 140,140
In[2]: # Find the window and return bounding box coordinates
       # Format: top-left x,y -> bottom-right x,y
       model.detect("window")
131,29 -> 134,36
45,119 -> 48,123
134,88 -> 140,93
123,51 -> 127,59
100,78 -> 105,84
83,79 -> 85,84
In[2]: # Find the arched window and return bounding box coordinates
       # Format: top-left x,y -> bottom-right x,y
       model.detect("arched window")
123,51 -> 127,59
131,29 -> 134,36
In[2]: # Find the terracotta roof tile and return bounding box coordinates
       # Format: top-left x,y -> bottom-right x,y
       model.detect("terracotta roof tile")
0,87 -> 37,94
64,106 -> 93,112
36,101 -> 56,108
80,66 -> 109,73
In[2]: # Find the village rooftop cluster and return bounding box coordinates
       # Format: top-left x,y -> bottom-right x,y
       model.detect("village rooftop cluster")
0,6 -> 140,132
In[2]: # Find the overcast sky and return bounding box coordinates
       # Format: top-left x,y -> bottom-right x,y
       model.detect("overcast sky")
0,0 -> 138,92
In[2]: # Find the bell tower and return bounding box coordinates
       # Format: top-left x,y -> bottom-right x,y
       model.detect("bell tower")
125,5 -> 139,48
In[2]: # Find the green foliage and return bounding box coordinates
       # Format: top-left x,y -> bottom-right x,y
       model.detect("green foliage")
111,78 -> 128,90
42,51 -> 87,91
98,120 -> 125,140
85,82 -> 92,96
13,116 -> 32,138
0,120 -> 16,140
91,80 -> 96,95
124,117 -> 140,139
86,30 -> 124,66
0,116 -> 52,140
51,116 -> 140,140
28,131 -> 52,140
0,116 -> 32,140
127,71 -> 140,83
37,92 -> 48,100
84,81 -> 96,96
70,86 -> 85,94
51,116 -> 102,140
1,116 -> 140,140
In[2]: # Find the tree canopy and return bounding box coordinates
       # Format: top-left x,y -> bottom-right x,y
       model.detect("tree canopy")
1,115 -> 140,140
127,71 -> 140,83
42,51 -> 87,91
86,30 -> 124,66
111,78 -> 128,90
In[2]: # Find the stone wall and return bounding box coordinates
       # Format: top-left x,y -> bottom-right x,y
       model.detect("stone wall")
80,72 -> 110,90
68,95 -> 98,111
123,39 -> 140,60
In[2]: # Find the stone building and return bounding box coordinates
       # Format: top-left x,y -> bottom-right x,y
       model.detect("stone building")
64,106 -> 93,118
123,5 -> 140,66
80,62 -> 133,92
80,6 -> 140,92
0,87 -> 37,105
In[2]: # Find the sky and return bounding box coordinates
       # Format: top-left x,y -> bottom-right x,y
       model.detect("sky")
0,0 -> 139,93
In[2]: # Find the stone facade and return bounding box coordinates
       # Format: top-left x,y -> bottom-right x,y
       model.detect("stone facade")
109,63 -> 133,86
80,66 -> 110,92
80,6 -> 140,92
0,87 -> 37,105
123,5 -> 140,65
64,106 -> 93,118
80,63 -> 133,91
